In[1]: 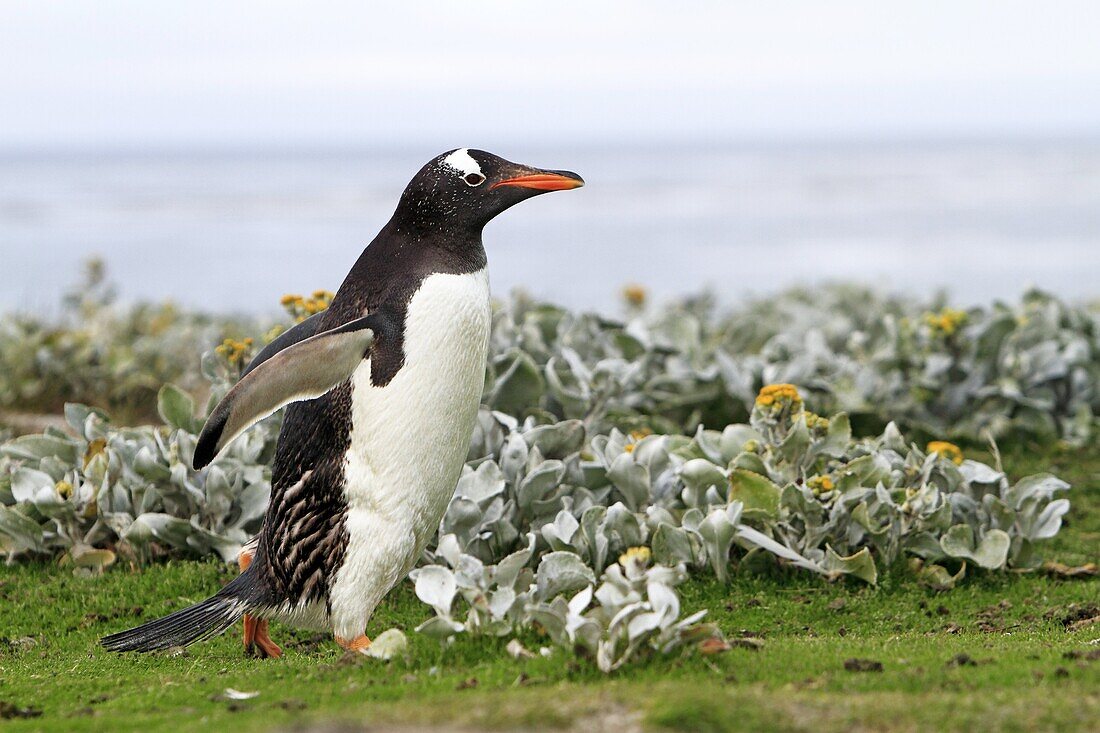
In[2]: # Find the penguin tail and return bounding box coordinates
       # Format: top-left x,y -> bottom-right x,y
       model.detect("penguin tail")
101,574 -> 259,653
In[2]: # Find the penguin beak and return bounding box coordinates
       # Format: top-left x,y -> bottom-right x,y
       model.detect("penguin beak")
491,168 -> 585,191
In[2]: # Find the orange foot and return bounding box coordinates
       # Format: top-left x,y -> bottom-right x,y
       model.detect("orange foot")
335,634 -> 372,652
243,614 -> 283,658
238,543 -> 282,659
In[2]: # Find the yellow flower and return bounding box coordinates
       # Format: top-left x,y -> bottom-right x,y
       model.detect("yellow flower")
755,384 -> 803,409
923,308 -> 967,336
622,284 -> 647,307
619,546 -> 651,568
927,441 -> 964,465
281,290 -> 334,322
83,438 -> 107,471
807,475 -> 835,495
216,337 -> 255,367
55,480 -> 74,499
264,324 -> 286,344
804,412 -> 830,430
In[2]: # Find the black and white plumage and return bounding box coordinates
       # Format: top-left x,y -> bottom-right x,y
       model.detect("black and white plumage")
102,149 -> 583,653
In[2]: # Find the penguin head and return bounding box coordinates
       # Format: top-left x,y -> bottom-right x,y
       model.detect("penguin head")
393,149 -> 584,234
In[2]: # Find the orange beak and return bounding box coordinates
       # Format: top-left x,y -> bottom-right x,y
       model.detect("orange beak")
491,171 -> 585,191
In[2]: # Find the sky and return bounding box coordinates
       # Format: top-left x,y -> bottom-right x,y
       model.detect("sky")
2,1 -> 1100,149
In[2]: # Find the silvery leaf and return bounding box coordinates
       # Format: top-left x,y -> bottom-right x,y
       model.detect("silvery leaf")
607,453 -> 650,511
542,509 -> 580,550
435,534 -> 463,568
817,412 -> 851,458
488,587 -> 516,619
536,551 -> 595,600
493,536 -> 535,589
517,460 -> 566,509
651,524 -> 697,567
498,433 -> 529,482
0,505 -> 44,553
940,524 -> 1011,569
698,508 -> 736,583
735,525 -> 825,574
626,611 -> 663,641
679,459 -> 726,494
960,460 -> 1004,486
567,584 -> 593,617
524,420 -> 586,458
718,424 -> 762,463
361,628 -> 408,659
1029,498 -> 1070,540
822,546 -> 878,585
1,434 -> 79,464
157,384 -> 198,433
415,615 -> 464,639
646,580 -> 680,621
10,467 -> 53,503
454,554 -> 486,589
413,565 -> 457,614
455,461 -> 505,503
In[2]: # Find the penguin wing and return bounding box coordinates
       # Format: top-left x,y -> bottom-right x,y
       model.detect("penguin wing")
241,311 -> 327,378
193,314 -> 379,469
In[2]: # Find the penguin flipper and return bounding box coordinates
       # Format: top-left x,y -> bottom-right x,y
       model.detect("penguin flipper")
193,314 -> 379,469
241,311 -> 327,378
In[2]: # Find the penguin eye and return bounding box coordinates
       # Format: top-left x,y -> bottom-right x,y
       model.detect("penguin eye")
463,172 -> 486,187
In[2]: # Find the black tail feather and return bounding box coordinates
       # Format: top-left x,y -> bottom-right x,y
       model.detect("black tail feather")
101,592 -> 244,653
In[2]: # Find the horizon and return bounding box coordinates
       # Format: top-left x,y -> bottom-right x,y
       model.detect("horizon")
6,132 -> 1100,158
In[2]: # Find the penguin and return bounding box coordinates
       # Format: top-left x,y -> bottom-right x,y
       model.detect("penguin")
101,149 -> 583,656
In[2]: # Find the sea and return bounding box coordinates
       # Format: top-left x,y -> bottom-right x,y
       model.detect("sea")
2,139 -> 1099,316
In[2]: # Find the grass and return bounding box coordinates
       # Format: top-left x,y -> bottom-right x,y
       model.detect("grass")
1,446 -> 1097,733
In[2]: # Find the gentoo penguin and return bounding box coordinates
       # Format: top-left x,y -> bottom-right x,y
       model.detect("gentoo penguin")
102,149 -> 583,656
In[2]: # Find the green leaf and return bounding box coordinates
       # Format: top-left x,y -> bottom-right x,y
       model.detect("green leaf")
0,434 -> 80,464
823,545 -> 878,585
776,416 -> 811,465
727,469 -> 781,519
157,383 -> 198,433
487,350 -> 545,416
940,525 -> 1011,569
70,546 -> 117,571
817,412 -> 851,458
912,558 -> 967,590
729,450 -> 768,475
523,420 -> 585,458
0,505 -> 44,554
651,523 -> 699,566
718,425 -> 762,463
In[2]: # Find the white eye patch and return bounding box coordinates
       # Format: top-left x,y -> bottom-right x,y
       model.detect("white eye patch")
441,148 -> 483,179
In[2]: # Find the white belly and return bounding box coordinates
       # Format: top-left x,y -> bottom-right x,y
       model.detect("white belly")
327,268 -> 490,637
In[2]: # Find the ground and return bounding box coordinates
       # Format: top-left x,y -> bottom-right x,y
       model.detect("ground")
1,445 -> 1097,733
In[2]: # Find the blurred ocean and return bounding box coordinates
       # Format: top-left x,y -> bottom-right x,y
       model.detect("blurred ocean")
2,139 -> 1099,316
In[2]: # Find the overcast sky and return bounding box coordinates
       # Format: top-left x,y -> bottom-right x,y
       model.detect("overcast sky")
2,1 -> 1100,148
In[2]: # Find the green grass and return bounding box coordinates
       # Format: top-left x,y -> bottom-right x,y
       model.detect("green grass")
1,447 -> 1097,733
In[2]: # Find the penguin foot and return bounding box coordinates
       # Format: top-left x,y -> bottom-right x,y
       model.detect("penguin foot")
335,634 -> 371,652
243,614 -> 283,659
237,542 -> 281,659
